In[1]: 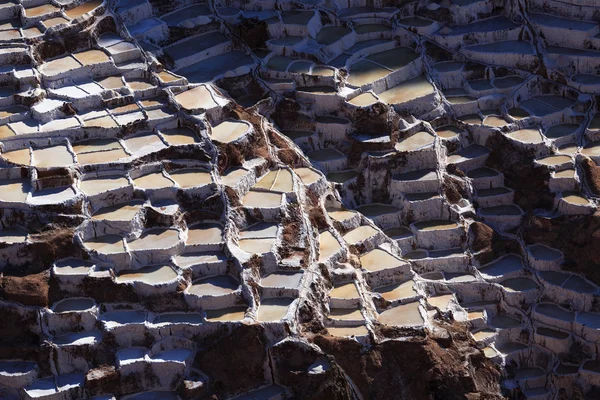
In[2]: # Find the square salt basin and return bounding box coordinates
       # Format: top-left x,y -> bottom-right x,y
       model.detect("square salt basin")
29,186 -> 77,205
342,225 -> 379,245
174,86 -> 219,111
92,201 -> 144,222
123,132 -> 167,154
360,248 -> 407,272
79,175 -> 129,196
32,145 -> 74,168
127,228 -> 180,251
160,127 -> 200,146
204,307 -> 247,322
242,190 -> 283,208
257,298 -> 294,322
378,302 -> 423,327
210,120 -> 249,143
73,49 -> 111,66
186,223 -> 223,246
0,179 -> 29,203
168,169 -> 212,189
39,55 -> 82,77
65,0 -> 103,19
132,172 -> 174,190
318,230 -> 341,262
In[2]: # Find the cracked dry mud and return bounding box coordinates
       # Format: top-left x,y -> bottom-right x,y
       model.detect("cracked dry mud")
1,0 -> 600,399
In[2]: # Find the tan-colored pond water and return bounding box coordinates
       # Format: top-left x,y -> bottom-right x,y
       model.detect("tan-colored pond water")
254,169 -> 294,192
66,0 -> 103,19
379,75 -> 434,104
32,145 -> 74,168
327,325 -> 369,337
0,179 -> 29,203
84,235 -> 125,253
295,168 -> 321,185
360,249 -> 404,272
26,4 -> 59,17
160,127 -> 199,145
396,131 -> 435,152
261,271 -> 303,288
318,231 -> 341,261
536,155 -> 571,166
483,116 -> 508,127
116,265 -> 177,284
327,209 -> 356,222
242,190 -> 282,208
257,298 -> 293,322
211,120 -> 248,143
329,308 -> 364,321
204,307 -> 247,321
436,125 -> 461,138
187,223 -> 223,246
468,310 -> 485,320
133,172 -> 173,190
97,76 -> 123,89
342,225 -> 378,245
169,169 -> 212,188
378,302 -> 423,327
348,92 -> 378,106
376,280 -> 417,300
562,192 -> 589,205
508,128 -> 543,144
581,141 -> 600,157
128,229 -> 180,251
123,132 -> 165,154
220,168 -> 247,187
330,282 -> 360,299
80,176 -> 129,196
174,86 -> 218,111
554,169 -> 574,178
427,294 -> 454,310
73,50 -> 110,66
1,148 -> 29,165
347,60 -> 390,87
54,259 -> 93,275
238,238 -> 275,254
93,201 -> 143,221
157,71 -> 180,83
472,329 -> 496,341
414,220 -> 457,231
189,275 -> 238,296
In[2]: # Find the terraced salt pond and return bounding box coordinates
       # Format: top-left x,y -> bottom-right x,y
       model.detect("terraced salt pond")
360,249 -> 405,272
159,127 -> 199,146
318,231 -> 341,262
375,280 -> 417,300
188,275 -> 239,296
116,265 -> 177,285
168,169 -> 212,188
210,120 -> 248,143
378,302 -> 423,327
93,201 -> 143,222
378,75 -> 435,105
127,229 -> 180,251
342,225 -> 379,245
257,298 -> 294,322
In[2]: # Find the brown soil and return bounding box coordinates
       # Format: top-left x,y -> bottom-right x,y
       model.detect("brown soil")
312,322 -> 502,400
582,157 -> 600,196
523,212 -> 600,285
0,270 -> 49,307
193,324 -> 267,398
